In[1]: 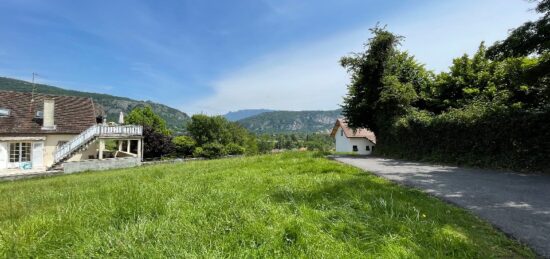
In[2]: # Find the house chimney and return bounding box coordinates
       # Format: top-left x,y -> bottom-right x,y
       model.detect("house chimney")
118,111 -> 124,124
42,98 -> 56,130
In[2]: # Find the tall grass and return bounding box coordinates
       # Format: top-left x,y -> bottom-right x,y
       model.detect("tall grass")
0,152 -> 534,258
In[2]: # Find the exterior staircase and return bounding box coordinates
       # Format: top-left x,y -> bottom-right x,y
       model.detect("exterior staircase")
51,125 -> 143,169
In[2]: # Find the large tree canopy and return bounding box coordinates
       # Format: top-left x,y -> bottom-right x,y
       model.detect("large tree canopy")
340,26 -> 429,134
487,0 -> 549,59
126,105 -> 173,158
185,114 -> 257,157
487,0 -> 549,109
126,105 -> 171,135
340,11 -> 550,171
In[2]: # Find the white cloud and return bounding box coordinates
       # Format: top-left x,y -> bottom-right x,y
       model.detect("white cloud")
187,0 -> 540,115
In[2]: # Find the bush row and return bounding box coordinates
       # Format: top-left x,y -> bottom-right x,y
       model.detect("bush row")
377,106 -> 550,172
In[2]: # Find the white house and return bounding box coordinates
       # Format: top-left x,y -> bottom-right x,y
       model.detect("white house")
330,118 -> 376,155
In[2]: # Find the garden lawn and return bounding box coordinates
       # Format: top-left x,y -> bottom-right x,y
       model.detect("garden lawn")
0,152 -> 534,258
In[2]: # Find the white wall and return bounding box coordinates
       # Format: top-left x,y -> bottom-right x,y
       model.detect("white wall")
334,127 -> 374,155
0,142 -> 7,169
43,134 -> 99,167
0,135 -> 99,170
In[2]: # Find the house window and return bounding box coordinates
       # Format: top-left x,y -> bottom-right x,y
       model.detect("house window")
366,146 -> 370,151
352,145 -> 358,152
9,142 -> 31,163
0,108 -> 10,117
35,111 -> 44,118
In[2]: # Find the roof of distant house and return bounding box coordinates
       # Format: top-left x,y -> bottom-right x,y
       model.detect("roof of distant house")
0,90 -> 101,134
330,118 -> 376,144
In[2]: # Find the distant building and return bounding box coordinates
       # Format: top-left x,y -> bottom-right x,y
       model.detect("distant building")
330,118 -> 376,155
0,90 -> 143,172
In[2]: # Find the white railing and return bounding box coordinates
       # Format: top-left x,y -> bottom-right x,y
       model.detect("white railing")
97,125 -> 143,136
53,125 -> 143,164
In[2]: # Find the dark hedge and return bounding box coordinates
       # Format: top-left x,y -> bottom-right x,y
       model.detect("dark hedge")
377,108 -> 550,173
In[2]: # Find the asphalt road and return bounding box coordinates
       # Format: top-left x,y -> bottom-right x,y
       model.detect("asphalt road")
333,156 -> 550,257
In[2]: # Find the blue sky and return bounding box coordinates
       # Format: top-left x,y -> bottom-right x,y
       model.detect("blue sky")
0,0 -> 541,115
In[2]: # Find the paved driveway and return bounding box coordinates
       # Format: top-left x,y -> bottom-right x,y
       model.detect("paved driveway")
333,156 -> 550,257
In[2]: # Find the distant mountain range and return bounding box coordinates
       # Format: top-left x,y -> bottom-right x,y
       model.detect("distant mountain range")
223,109 -> 273,121
0,77 -> 190,133
1,76 -> 342,135
236,109 -> 342,134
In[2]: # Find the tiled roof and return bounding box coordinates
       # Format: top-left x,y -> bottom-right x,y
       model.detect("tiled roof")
0,90 -> 100,134
330,118 -> 376,144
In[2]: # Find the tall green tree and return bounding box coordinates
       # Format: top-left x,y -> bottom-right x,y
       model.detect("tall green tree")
340,27 -> 401,133
126,105 -> 173,158
341,26 -> 429,135
487,0 -> 549,109
339,12 -> 549,171
126,105 -> 171,135
487,0 -> 549,59
185,114 -> 257,156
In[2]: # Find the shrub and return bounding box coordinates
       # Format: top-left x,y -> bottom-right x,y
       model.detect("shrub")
200,142 -> 227,159
192,147 -> 204,158
224,143 -> 245,155
378,105 -> 550,172
305,141 -> 325,151
185,114 -> 259,155
172,136 -> 196,157
142,125 -> 174,159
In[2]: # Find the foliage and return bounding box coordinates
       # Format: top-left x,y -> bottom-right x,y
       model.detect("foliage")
172,135 -> 196,157
487,0 -> 550,110
256,135 -> 275,154
142,125 -> 174,159
0,77 -> 190,133
341,20 -> 550,171
340,26 -> 429,134
185,114 -> 257,157
224,143 -> 246,155
379,105 -> 550,172
126,105 -> 171,135
192,147 -> 203,158
304,140 -> 325,151
262,133 -> 334,151
125,106 -> 174,159
487,0 -> 549,59
200,142 -> 227,158
0,153 -> 534,257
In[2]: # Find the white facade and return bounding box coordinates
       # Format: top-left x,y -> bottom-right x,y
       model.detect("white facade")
0,135 -> 97,170
0,138 -> 47,170
334,127 -> 375,155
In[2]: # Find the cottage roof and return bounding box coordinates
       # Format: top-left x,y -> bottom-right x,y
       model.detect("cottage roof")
330,118 -> 376,144
0,90 -> 100,134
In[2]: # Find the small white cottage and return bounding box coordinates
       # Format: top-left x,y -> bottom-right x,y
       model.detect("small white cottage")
330,118 -> 376,155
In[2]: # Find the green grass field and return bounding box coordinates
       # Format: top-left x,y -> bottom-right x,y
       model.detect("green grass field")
0,152 -> 534,258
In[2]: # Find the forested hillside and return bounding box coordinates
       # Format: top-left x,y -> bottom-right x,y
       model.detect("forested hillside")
223,109 -> 273,121
237,109 -> 341,134
0,77 -> 189,133
340,2 -> 549,172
